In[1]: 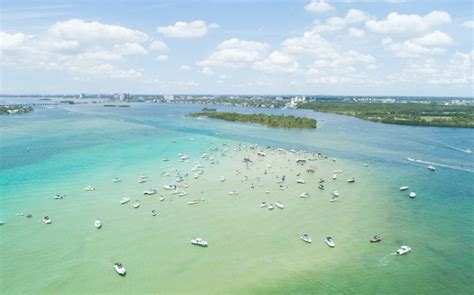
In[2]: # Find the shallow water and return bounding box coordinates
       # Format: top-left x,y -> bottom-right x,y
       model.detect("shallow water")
0,101 -> 473,294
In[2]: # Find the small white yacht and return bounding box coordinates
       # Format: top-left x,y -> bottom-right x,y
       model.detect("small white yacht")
428,165 -> 436,171
332,191 -> 339,197
300,192 -> 310,198
275,201 -> 284,209
113,177 -> 121,183
163,184 -> 177,190
191,238 -> 208,247
113,263 -> 126,276
43,216 -> 52,224
187,200 -> 200,205
409,192 -> 417,198
300,234 -> 312,243
333,169 -> 343,173
120,197 -> 130,204
133,201 -> 140,208
364,163 -> 369,167
396,245 -> 412,255
0,221 -> 5,225
228,191 -> 239,195
220,176 -> 225,182
332,174 -> 337,180
325,237 -> 335,247
268,204 -> 275,210
84,186 -> 95,191
260,202 -> 267,208
138,179 -> 146,183
347,178 -> 355,183
95,219 -> 102,229
151,210 -> 157,216
159,196 -> 165,201
296,179 -> 305,184
400,186 -> 409,191
464,149 -> 472,154
143,188 -> 157,195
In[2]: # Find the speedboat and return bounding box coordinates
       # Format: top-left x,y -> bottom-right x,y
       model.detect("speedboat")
113,177 -> 121,183
159,196 -> 165,201
296,179 -> 305,184
333,169 -> 343,173
299,192 -> 310,198
332,174 -> 337,180
332,191 -> 339,197
325,237 -> 335,247
138,179 -> 146,183
319,178 -> 325,183
268,204 -> 275,210
464,149 -> 472,154
329,197 -> 338,202
120,197 -> 130,204
53,194 -> 65,200
113,263 -> 126,275
43,216 -> 52,224
84,186 -> 95,191
163,184 -> 176,190
151,210 -> 157,216
0,221 -> 5,225
347,178 -> 355,183
364,163 -> 369,167
228,191 -> 239,195
95,219 -> 102,229
370,235 -> 382,243
220,176 -> 225,182
400,186 -> 409,191
318,184 -> 324,190
191,238 -> 208,247
260,202 -> 267,208
275,201 -> 284,209
133,201 -> 140,208
187,200 -> 200,205
407,157 -> 415,162
332,158 -> 336,162
143,188 -> 157,195
428,165 -> 436,171
300,234 -> 312,243
162,158 -> 169,161
409,192 -> 416,198
140,174 -> 149,179
396,245 -> 412,255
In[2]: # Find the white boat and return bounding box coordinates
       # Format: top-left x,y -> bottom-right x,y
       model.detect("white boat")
318,184 -> 324,190
464,149 -> 472,154
260,202 -> 267,208
191,238 -> 208,247
275,201 -> 284,209
143,188 -> 157,195
140,174 -> 149,179
428,165 -> 436,171
332,174 -> 337,180
95,219 -> 102,229
329,197 -> 338,202
268,204 -> 275,210
332,158 -> 336,162
84,185 -> 95,191
120,197 -> 130,204
409,192 -> 416,198
133,201 -> 140,208
113,177 -> 121,183
364,163 -> 369,167
347,178 -> 355,183
228,191 -> 239,195
333,169 -> 343,173
400,186 -> 409,191
407,157 -> 415,162
325,237 -> 335,247
300,192 -> 310,198
332,191 -> 339,197
159,196 -> 165,201
163,184 -> 177,190
53,194 -> 65,199
396,245 -> 412,255
300,234 -> 312,243
43,216 -> 52,224
296,179 -> 305,184
187,200 -> 200,205
113,263 -> 126,275
178,192 -> 188,197
220,176 -> 225,182
0,221 -> 5,225
265,190 -> 270,194
138,179 -> 146,183
151,210 -> 157,216
162,158 -> 169,161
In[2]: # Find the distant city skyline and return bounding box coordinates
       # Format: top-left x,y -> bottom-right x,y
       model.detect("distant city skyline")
1,0 -> 473,96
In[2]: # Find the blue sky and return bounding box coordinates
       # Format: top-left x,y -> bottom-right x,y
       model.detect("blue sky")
1,0 -> 473,96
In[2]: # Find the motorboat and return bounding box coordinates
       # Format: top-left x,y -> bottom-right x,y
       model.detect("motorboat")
300,192 -> 310,198
159,196 -> 165,201
296,179 -> 305,184
364,163 -> 369,167
268,204 -> 275,210
26,214 -> 32,218
53,194 -> 65,200
275,201 -> 284,209
162,158 -> 169,161
318,184 -> 324,190
407,157 -> 415,162
143,188 -> 157,195
347,178 -> 355,183
84,186 -> 95,191
187,200 -> 200,205
370,235 -> 382,243
428,165 -> 436,171
133,201 -> 140,208
333,169 -> 343,173
0,221 -> 5,225
220,176 -> 225,182
400,186 -> 409,191
140,174 -> 149,179
17,212 -> 24,216
113,263 -> 126,275
120,197 -> 130,204
319,178 -> 325,183
178,192 -> 188,197
396,245 -> 412,255
43,216 -> 52,224
332,158 -> 336,162
138,179 -> 146,183
329,197 -> 338,202
113,177 -> 121,183
332,191 -> 339,197
409,192 -> 416,198
228,191 -> 239,195
191,238 -> 208,247
95,219 -> 102,229
163,184 -> 177,190
325,237 -> 335,247
332,174 -> 337,180
265,190 -> 270,194
464,149 -> 472,154
151,210 -> 157,216
300,234 -> 312,243
260,202 -> 267,208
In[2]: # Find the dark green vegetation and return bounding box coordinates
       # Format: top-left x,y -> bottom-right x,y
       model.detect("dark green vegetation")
0,105 -> 33,115
299,101 -> 474,128
59,100 -> 75,104
201,107 -> 217,112
190,111 -> 317,129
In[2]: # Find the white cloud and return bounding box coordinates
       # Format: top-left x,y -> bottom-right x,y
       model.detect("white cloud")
155,55 -> 169,62
461,20 -> 474,29
345,9 -> 370,23
412,30 -> 452,47
366,11 -> 451,35
382,37 -> 445,57
304,0 -> 335,13
114,43 -> 148,55
157,20 -> 218,38
348,27 -> 365,38
197,38 -> 269,69
255,51 -> 299,73
209,23 -> 220,29
0,32 -> 28,50
312,9 -> 370,33
148,40 -> 168,51
180,65 -> 191,71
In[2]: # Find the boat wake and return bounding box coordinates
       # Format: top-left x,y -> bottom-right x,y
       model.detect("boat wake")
378,253 -> 397,267
406,157 -> 474,173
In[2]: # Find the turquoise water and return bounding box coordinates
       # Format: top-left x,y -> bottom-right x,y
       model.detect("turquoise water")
0,101 -> 473,294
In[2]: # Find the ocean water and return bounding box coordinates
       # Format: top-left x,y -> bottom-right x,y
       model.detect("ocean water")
0,101 -> 473,294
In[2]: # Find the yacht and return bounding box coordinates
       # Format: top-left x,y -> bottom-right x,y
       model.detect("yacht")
428,165 -> 436,171
151,210 -> 157,216
332,191 -> 339,197
143,188 -> 157,195
260,202 -> 267,208
409,192 -> 416,198
228,191 -> 239,195
464,149 -> 472,154
159,196 -> 165,201
187,200 -> 200,205
275,201 -> 284,209
318,184 -> 325,190
220,176 -> 225,182
133,201 -> 140,208
296,179 -> 305,184
95,219 -> 102,229
163,184 -> 177,190
347,178 -> 355,183
407,157 -> 415,162
84,186 -> 95,191
113,263 -> 126,276
43,216 -> 52,224
370,235 -> 382,243
300,192 -> 310,198
325,237 -> 335,247
333,169 -> 343,173
191,238 -> 208,247
0,221 -> 5,225
400,186 -> 409,191
332,174 -> 337,180
268,204 -> 275,210
120,197 -> 130,204
162,158 -> 169,162
138,179 -> 146,183
300,234 -> 312,243
396,245 -> 412,255
113,177 -> 121,183
364,163 -> 369,167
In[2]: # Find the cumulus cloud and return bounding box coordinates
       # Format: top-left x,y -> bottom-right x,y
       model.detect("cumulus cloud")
366,11 -> 451,35
412,30 -> 452,47
155,55 -> 169,62
0,32 -> 28,50
149,40 -> 168,51
461,20 -> 474,29
382,37 -> 445,57
157,20 -> 219,38
313,9 -> 370,33
348,27 -> 365,38
304,0 -> 335,13
255,51 -> 299,73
